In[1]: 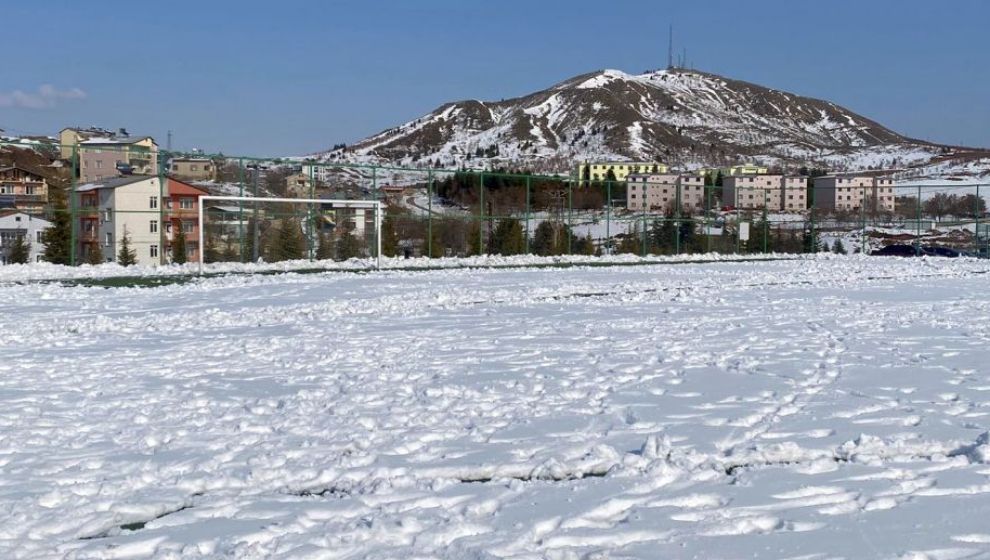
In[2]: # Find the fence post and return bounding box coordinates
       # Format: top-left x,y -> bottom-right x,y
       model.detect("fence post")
675,180 -> 682,255
525,175 -> 531,254
69,144 -> 78,266
641,191 -> 647,257
763,190 -> 769,254
976,184 -> 982,257
916,185 -> 922,255
238,157 -> 245,262
427,169 -> 433,258
479,172 -> 485,254
567,178 -> 573,254
606,180 -> 611,255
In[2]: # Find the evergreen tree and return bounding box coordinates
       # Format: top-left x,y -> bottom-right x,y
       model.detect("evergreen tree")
678,218 -> 696,253
575,233 -> 595,255
268,218 -> 305,262
490,218 -> 525,255
532,221 -> 557,256
335,228 -> 362,261
802,227 -> 822,253
467,221 -> 483,256
171,225 -> 188,264
750,217 -> 770,254
86,245 -> 104,265
42,193 -> 72,265
618,224 -> 642,254
428,221 -> 444,258
7,232 -> 30,264
832,238 -> 846,255
117,228 -> 137,266
316,230 -> 335,260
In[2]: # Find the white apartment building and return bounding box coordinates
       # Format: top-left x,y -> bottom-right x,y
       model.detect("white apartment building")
626,173 -> 706,213
813,176 -> 895,212
75,176 -> 164,265
0,211 -> 51,264
722,175 -> 808,211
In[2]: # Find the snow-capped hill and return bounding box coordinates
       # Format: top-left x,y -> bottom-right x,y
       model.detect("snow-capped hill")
315,68 -> 989,177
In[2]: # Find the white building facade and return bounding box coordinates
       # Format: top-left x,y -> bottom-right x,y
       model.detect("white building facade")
0,211 -> 51,264
626,173 -> 706,213
75,176 -> 164,266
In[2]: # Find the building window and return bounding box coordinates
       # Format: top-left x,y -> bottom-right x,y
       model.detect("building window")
149,196 -> 158,209
36,231 -> 43,243
105,232 -> 112,246
26,185 -> 37,195
165,221 -> 172,234
165,197 -> 172,209
150,244 -> 158,258
190,165 -> 198,171
150,220 -> 158,233
103,208 -> 112,222
180,198 -> 194,210
95,160 -> 103,169
172,165 -> 179,171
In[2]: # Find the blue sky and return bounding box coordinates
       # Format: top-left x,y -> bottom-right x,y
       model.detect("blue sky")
1,0 -> 987,155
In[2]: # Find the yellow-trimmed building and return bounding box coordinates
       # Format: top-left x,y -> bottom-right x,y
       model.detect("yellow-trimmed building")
722,163 -> 768,176
577,161 -> 668,183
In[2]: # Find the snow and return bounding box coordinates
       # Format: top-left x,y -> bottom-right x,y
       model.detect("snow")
3,256 -> 990,558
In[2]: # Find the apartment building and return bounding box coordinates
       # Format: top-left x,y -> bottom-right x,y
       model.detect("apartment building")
169,157 -> 216,182
578,161 -> 669,183
75,175 -> 163,265
60,127 -> 158,182
722,163 -> 769,176
626,173 -> 706,212
0,165 -> 49,215
722,175 -> 808,211
0,211 -> 51,264
813,176 -> 895,213
165,178 -> 209,263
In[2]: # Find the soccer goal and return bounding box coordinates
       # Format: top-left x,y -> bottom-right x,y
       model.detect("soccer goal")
196,195 -> 383,273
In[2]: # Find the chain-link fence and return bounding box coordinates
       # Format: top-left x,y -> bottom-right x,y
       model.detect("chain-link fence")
1,139 -> 987,268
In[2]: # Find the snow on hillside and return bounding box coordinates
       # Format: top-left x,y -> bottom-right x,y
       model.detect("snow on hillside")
312,67 -> 990,179
3,257 -> 990,558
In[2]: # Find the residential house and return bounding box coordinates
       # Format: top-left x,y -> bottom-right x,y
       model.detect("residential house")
165,178 -> 209,263
813,176 -> 895,213
0,211 -> 51,264
75,175 -> 164,265
626,173 -> 706,213
169,157 -> 216,182
284,173 -> 312,197
0,165 -> 49,214
722,175 -> 808,211
578,161 -> 669,183
60,127 -> 158,182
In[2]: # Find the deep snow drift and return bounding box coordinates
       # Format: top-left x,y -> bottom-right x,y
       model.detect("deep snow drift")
2,257 -> 990,559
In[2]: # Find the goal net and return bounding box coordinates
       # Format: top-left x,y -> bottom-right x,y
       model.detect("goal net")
196,195 -> 382,272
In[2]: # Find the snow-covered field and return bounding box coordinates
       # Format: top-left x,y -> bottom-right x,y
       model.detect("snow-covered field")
3,256 -> 990,559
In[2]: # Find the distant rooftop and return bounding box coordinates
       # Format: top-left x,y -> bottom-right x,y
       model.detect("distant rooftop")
75,175 -> 156,192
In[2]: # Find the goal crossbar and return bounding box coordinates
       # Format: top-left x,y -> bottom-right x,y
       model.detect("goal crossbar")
197,195 -> 382,274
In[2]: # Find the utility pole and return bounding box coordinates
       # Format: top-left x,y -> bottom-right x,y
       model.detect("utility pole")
667,25 -> 673,69
166,130 -> 172,152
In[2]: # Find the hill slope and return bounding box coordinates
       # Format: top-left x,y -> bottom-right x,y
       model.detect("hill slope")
315,68 -> 988,178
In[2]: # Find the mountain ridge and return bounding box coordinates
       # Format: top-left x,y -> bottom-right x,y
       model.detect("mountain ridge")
314,67 -> 987,178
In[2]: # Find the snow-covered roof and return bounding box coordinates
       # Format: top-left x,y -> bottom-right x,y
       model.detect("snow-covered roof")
75,175 -> 156,192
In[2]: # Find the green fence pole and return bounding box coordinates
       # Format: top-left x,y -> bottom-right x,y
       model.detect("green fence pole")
861,187 -> 867,254
427,169 -> 433,258
641,192 -> 647,257
916,185 -> 922,255
69,144 -> 78,266
308,164 -> 315,260
479,172 -> 485,254
525,175 -> 531,254
567,179 -> 573,254
976,184 -> 981,257
606,180 -> 611,255
675,181 -> 682,255
238,157 -> 245,262
158,150 -> 166,265
763,191 -> 768,254
809,178 -> 815,253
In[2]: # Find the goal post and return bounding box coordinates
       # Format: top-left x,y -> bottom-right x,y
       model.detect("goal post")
197,195 -> 382,274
